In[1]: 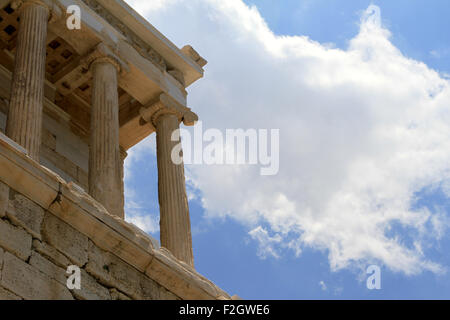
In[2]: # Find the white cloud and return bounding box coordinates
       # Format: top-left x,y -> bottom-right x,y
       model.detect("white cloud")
124,187 -> 160,234
319,280 -> 327,291
126,212 -> 159,234
124,140 -> 160,235
125,0 -> 450,275
249,226 -> 282,259
125,0 -> 180,13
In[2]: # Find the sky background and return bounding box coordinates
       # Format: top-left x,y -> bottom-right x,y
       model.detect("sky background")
123,0 -> 450,299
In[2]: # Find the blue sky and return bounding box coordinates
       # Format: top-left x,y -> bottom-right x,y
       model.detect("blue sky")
124,0 -> 450,299
244,0 -> 450,74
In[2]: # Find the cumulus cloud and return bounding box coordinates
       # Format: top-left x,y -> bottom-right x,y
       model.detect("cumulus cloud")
248,226 -> 282,259
124,0 -> 450,275
124,188 -> 160,234
124,0 -> 179,13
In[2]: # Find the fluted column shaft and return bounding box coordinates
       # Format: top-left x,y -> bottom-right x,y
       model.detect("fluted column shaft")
156,113 -> 194,267
89,61 -> 123,218
119,147 -> 128,215
6,1 -> 49,160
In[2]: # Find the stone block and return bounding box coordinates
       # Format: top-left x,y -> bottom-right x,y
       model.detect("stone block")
29,251 -> 67,285
39,158 -> 73,185
140,274 -> 166,300
1,252 -> 73,300
32,239 -> 71,269
86,241 -> 141,299
159,287 -> 180,300
110,288 -> 131,300
43,114 -> 89,172
7,192 -> 44,239
0,219 -> 32,261
41,128 -> 56,151
77,167 -> 88,191
0,247 -> 3,270
40,144 -> 78,180
0,110 -> 6,134
146,248 -> 219,300
71,269 -> 111,300
86,241 -> 160,299
41,213 -> 88,266
0,181 -> 8,218
0,286 -> 22,300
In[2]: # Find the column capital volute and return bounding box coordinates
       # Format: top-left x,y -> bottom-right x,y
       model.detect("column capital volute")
86,43 -> 129,75
139,93 -> 198,130
11,0 -> 63,23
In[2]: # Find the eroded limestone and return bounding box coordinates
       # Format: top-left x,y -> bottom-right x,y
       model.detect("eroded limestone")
7,192 -> 44,239
0,218 -> 32,261
41,213 -> 88,266
1,251 -> 73,300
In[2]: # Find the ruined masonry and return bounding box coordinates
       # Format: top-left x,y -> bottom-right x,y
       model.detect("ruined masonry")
0,0 -> 235,300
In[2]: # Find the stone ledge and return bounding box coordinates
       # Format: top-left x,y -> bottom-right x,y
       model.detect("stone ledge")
0,132 -> 231,300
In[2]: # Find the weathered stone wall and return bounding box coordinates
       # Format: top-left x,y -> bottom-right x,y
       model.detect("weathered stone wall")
39,113 -> 89,191
0,109 -> 6,134
0,183 -> 178,300
0,98 -> 8,134
0,133 -> 230,300
0,65 -> 89,191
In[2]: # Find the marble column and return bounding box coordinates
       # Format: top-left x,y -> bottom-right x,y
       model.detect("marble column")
6,1 -> 49,160
140,94 -> 198,266
88,56 -> 123,218
155,112 -> 194,267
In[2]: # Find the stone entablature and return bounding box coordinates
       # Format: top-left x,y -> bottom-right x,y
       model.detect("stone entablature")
0,132 -> 231,300
81,0 -> 168,72
86,0 -> 207,86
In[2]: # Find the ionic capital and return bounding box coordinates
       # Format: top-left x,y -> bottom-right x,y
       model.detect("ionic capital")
86,43 -> 129,75
139,93 -> 198,129
119,146 -> 128,161
11,0 -> 62,23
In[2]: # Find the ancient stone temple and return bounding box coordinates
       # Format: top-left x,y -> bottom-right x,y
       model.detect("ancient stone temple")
0,0 -> 232,300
